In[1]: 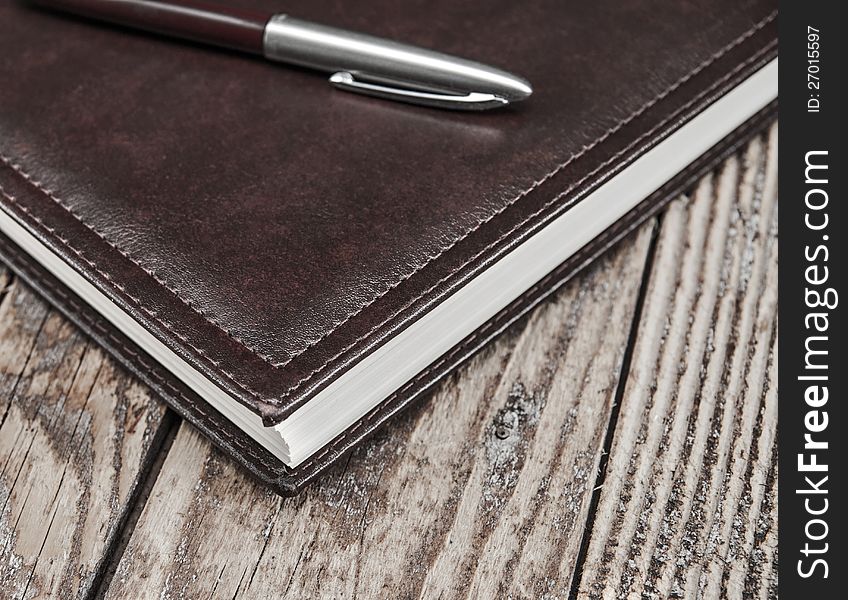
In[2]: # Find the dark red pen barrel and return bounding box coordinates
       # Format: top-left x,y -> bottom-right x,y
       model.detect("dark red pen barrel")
31,0 -> 272,54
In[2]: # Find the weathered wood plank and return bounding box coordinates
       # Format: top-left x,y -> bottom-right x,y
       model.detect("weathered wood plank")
574,124 -> 778,599
105,218 -> 656,599
0,273 -> 169,600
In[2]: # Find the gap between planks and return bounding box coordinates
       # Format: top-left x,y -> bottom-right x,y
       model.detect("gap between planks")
574,123 -> 779,599
0,272 -> 171,600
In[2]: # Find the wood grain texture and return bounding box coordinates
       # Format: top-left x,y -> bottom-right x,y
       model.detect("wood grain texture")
575,124 -> 779,599
104,219 -> 656,599
0,272 -> 169,599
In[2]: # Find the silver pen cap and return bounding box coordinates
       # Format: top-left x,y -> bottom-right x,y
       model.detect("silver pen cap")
262,15 -> 532,110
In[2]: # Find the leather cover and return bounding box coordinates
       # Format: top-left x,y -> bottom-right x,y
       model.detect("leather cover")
0,0 -> 777,495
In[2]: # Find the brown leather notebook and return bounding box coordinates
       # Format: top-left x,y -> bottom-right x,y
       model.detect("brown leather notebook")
0,0 -> 777,495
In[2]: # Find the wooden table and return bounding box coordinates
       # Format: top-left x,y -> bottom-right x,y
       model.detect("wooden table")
0,123 -> 778,599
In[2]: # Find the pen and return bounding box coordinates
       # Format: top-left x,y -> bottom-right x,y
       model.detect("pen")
31,0 -> 533,111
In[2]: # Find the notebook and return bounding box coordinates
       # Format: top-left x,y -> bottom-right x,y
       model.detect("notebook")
0,0 -> 777,494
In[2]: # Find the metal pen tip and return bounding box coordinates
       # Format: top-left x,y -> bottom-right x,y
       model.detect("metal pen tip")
509,78 -> 534,102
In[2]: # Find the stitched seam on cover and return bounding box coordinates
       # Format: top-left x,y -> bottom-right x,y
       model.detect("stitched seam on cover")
0,185 -> 271,406
0,234 -> 283,472
0,10 -> 776,406
0,155 -> 279,363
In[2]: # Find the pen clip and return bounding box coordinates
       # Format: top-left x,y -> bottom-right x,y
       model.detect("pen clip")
328,72 -> 509,111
